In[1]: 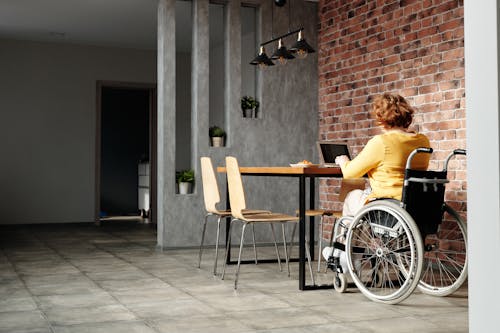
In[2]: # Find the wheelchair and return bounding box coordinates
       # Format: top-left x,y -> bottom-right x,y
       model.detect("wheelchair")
326,147 -> 467,304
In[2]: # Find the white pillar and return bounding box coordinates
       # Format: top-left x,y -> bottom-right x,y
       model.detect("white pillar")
464,1 -> 500,331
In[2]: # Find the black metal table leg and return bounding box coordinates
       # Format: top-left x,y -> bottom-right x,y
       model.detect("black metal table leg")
298,175 -> 306,290
309,176 -> 316,260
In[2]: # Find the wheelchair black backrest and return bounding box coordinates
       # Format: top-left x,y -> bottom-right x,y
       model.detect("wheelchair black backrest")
401,169 -> 448,237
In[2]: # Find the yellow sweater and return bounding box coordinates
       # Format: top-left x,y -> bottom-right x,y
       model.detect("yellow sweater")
341,131 -> 430,200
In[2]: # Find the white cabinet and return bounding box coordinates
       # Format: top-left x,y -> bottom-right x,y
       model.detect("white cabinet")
138,162 -> 150,216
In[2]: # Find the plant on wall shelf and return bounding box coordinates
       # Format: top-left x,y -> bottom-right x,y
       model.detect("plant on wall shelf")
240,96 -> 260,118
209,126 -> 226,147
176,169 -> 194,194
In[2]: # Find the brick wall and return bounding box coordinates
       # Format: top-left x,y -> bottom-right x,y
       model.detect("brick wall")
317,0 -> 466,239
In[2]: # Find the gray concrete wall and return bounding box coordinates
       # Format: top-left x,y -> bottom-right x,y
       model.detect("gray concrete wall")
157,0 -> 318,248
0,38 -> 156,224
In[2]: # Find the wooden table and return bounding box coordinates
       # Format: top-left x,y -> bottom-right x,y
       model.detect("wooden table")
217,165 -> 342,290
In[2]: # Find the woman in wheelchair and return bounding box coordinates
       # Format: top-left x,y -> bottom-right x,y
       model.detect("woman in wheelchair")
323,93 -> 430,265
321,93 -> 467,304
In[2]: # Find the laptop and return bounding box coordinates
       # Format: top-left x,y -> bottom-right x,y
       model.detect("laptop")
317,141 -> 351,167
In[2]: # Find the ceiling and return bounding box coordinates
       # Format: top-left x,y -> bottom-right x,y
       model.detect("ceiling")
0,0 -> 317,51
0,0 -> 160,50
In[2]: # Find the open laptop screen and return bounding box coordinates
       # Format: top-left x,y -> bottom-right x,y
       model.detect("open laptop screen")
317,141 -> 351,166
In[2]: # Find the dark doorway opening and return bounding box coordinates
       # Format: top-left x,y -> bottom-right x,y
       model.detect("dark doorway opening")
96,82 -> 157,224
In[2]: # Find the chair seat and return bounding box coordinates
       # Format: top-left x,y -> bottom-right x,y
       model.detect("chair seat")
295,209 -> 337,217
241,212 -> 299,222
212,208 -> 271,217
331,211 -> 342,218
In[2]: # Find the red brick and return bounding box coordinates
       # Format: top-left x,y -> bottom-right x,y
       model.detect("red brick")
318,0 -> 465,218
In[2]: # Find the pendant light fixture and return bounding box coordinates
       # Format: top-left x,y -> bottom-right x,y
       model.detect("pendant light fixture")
250,46 -> 275,68
249,0 -> 315,68
271,38 -> 295,65
289,30 -> 315,59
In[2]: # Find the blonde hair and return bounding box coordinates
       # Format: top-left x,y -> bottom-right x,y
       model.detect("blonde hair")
372,93 -> 414,129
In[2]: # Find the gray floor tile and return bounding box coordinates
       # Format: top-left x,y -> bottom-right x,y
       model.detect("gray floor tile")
227,307 -> 331,330
0,223 -> 469,333
109,286 -> 190,304
197,292 -> 291,312
0,310 -> 49,331
128,298 -> 219,319
256,323 -> 362,333
310,298 -> 405,322
0,297 -> 38,312
37,292 -> 118,310
85,268 -> 152,281
22,273 -> 90,287
44,304 -> 137,325
151,315 -> 253,333
52,320 -> 157,333
347,315 -> 444,333
97,277 -> 171,292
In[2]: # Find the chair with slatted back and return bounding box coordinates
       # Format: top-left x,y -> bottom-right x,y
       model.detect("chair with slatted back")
221,156 -> 314,289
199,157 -> 269,276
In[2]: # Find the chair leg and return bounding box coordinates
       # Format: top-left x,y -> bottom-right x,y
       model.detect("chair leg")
289,223 -> 297,258
234,222 -> 247,289
213,216 -> 222,276
282,223 -> 290,277
305,238 -> 315,285
198,213 -> 210,268
221,219 -> 234,280
252,224 -> 258,264
270,224 -> 282,272
317,215 -> 323,272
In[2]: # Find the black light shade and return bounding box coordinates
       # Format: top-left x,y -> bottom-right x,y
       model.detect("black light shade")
271,39 -> 295,65
289,30 -> 315,59
250,46 -> 275,68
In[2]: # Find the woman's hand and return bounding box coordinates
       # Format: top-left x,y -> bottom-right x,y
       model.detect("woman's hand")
335,155 -> 350,168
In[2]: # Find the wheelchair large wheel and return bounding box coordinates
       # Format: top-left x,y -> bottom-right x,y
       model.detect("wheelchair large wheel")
418,204 -> 467,296
345,201 -> 423,304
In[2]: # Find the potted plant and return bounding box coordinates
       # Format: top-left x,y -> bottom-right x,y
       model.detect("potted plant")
240,96 -> 260,118
209,126 -> 226,147
176,169 -> 194,194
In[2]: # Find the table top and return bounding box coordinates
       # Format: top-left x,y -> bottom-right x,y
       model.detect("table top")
217,165 -> 342,176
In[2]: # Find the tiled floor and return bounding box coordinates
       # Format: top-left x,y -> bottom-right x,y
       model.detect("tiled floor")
0,222 -> 468,333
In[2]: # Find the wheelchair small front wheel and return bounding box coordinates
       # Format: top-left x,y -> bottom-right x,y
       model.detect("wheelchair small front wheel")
333,273 -> 347,293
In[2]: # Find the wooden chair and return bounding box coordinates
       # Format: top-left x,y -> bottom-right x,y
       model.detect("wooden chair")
291,178 -> 366,272
199,157 -> 268,275
221,156 -> 314,289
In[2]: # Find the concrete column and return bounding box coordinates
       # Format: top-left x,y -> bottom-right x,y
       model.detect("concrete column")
157,0 -> 176,247
192,0 -> 209,162
225,0 -> 242,145
464,0 -> 500,331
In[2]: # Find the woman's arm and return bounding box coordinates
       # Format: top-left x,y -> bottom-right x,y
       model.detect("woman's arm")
340,136 -> 384,178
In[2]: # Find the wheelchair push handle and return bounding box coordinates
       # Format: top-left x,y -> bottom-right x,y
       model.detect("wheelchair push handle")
416,147 -> 433,154
444,149 -> 467,171
406,147 -> 433,169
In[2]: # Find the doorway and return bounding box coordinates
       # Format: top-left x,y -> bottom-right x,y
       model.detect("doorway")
95,81 -> 157,224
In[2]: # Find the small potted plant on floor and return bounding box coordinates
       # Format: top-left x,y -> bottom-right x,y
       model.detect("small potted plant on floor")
176,169 -> 194,194
209,125 -> 226,147
240,96 -> 260,118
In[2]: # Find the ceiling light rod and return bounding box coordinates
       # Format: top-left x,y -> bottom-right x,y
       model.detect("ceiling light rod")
259,27 -> 303,47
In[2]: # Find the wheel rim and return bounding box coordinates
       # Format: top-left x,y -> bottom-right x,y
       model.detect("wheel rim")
418,205 -> 468,296
346,202 -> 423,304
